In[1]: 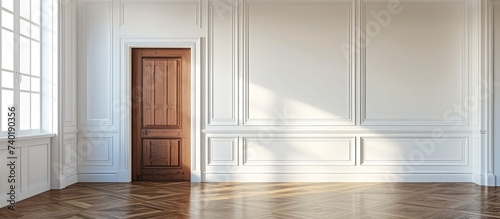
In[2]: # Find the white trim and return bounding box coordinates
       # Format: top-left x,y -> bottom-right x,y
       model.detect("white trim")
204,173 -> 472,182
62,174 -> 78,188
241,0 -> 356,126
207,137 -> 239,166
0,133 -> 55,142
0,136 -> 51,208
118,0 -> 202,29
207,0 -> 239,126
488,0 -> 500,186
62,0 -> 78,131
360,0 -> 470,126
120,38 -> 202,182
360,136 -> 469,166
242,137 -> 356,166
78,0 -> 114,127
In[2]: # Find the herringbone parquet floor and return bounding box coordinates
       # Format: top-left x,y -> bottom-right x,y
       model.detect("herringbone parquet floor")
0,182 -> 499,219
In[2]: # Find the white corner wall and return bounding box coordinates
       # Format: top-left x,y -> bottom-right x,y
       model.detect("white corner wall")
72,0 -> 495,184
492,0 -> 500,186
61,0 -> 78,188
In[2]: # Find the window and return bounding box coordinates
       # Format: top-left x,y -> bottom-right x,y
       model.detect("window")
1,0 -> 41,134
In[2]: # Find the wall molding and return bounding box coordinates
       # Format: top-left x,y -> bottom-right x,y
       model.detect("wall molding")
360,0 -> 470,126
118,0 -> 202,29
204,173 -> 472,182
241,0 -> 356,126
207,137 -> 239,166
24,144 -> 51,190
80,136 -> 113,166
120,38 -> 202,182
63,136 -> 77,176
76,132 -> 120,176
0,137 -> 51,208
360,136 -> 469,166
62,0 -> 78,131
202,126 -> 477,134
78,0 -> 114,127
242,137 -> 356,166
488,0 -> 500,186
70,0 -> 489,185
207,0 -> 239,125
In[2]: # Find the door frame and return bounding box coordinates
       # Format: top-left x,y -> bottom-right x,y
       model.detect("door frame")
120,38 -> 202,182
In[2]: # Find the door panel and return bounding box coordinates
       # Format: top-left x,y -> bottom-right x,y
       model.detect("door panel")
132,48 -> 191,181
142,139 -> 181,167
142,60 -> 155,126
166,60 -> 179,126
142,59 -> 181,127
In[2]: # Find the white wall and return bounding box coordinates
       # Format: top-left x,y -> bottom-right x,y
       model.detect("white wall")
76,0 -> 123,182
61,0 -> 78,187
205,0 -> 481,182
493,1 -> 500,186
73,0 -> 491,183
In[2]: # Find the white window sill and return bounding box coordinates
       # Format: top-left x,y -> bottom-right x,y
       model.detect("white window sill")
0,133 -> 56,142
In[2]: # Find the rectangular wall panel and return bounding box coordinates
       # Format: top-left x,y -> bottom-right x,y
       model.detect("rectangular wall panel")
0,148 -> 11,205
64,136 -> 77,176
208,0 -> 238,125
64,67 -> 76,126
0,146 -> 20,202
208,137 -> 238,166
27,145 -> 49,190
62,1 -> 77,130
361,137 -> 468,166
77,132 -> 120,178
120,0 -> 201,28
244,2 -> 354,125
81,1 -> 112,124
0,138 -> 51,208
243,137 -> 355,166
81,137 -> 113,166
362,1 -> 467,125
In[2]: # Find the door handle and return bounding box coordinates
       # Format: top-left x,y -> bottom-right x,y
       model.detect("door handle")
142,129 -> 149,136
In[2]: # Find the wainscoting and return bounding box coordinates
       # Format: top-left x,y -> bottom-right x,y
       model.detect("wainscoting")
0,136 -> 52,208
69,0 -> 497,184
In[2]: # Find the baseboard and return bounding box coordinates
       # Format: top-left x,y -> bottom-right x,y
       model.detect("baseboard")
78,173 -> 120,182
192,171 -> 202,182
18,184 -> 51,200
0,193 -> 8,209
472,173 -> 482,185
472,173 -> 497,186
488,173 -> 497,186
117,170 -> 131,182
203,173 -> 473,183
62,174 -> 78,188
71,173 -> 481,183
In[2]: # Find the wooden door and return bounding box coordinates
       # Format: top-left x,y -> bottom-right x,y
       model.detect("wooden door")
132,48 -> 191,181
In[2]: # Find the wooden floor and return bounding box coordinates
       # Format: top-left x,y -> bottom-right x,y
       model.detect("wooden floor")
1,182 -> 499,219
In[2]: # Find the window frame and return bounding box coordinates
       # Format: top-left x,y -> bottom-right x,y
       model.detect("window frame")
1,0 -> 42,136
